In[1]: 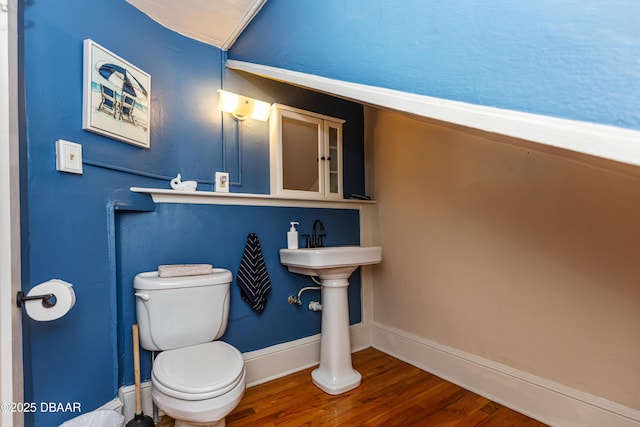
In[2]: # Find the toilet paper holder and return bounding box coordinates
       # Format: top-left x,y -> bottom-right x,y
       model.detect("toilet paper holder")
16,291 -> 56,308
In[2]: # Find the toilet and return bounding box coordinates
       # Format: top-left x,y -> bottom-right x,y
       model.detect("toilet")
134,269 -> 245,427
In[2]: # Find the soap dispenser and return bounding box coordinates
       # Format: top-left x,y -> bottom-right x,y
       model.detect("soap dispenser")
287,222 -> 299,249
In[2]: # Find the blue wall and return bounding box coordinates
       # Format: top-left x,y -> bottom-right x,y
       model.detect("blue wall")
21,1 -> 364,425
230,0 -> 640,131
117,205 -> 361,386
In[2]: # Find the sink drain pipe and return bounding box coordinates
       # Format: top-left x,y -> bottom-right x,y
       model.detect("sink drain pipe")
308,300 -> 322,311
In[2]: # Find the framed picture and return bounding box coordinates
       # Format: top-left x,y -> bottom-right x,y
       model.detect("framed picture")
82,39 -> 151,148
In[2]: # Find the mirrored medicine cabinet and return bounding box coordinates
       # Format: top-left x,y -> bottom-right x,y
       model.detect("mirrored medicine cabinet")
269,104 -> 344,200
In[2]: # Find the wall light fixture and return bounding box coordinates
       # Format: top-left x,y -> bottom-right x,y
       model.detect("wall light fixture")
218,90 -> 271,121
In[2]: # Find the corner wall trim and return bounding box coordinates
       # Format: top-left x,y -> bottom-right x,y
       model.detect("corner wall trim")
371,323 -> 640,427
226,59 -> 640,168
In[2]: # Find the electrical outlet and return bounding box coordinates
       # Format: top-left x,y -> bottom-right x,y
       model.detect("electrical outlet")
55,139 -> 83,174
215,172 -> 229,192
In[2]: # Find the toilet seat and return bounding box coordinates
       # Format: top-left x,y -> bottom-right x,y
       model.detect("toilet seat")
152,341 -> 244,401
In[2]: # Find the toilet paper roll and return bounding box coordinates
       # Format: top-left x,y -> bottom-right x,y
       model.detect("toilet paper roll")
24,279 -> 76,321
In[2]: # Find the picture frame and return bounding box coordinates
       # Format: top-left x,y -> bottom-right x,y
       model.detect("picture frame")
82,39 -> 151,148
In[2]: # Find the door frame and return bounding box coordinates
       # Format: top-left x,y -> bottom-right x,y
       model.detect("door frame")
0,1 -> 24,426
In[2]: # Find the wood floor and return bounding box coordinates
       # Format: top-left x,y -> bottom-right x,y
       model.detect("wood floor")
157,347 -> 548,426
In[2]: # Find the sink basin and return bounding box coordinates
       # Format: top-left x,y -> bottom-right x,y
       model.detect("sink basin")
280,246 -> 382,278
280,245 -> 382,280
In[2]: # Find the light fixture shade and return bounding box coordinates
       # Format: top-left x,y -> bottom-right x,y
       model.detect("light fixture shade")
218,90 -> 271,121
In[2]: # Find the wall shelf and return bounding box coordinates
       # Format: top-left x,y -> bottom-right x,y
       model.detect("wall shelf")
130,187 -> 376,209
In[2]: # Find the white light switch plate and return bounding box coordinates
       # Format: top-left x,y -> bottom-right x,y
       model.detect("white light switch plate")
56,139 -> 83,174
215,172 -> 229,192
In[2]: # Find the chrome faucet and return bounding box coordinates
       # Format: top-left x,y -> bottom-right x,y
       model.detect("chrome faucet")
310,219 -> 326,248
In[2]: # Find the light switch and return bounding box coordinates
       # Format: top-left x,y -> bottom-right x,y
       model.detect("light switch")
56,139 -> 83,174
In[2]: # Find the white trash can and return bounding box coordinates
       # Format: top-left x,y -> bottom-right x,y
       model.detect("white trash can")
59,409 -> 125,427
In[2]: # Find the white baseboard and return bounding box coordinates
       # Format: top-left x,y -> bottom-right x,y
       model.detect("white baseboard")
242,322 -> 370,387
97,397 -> 123,413
118,381 -> 154,423
115,323 -> 638,427
371,322 -> 640,427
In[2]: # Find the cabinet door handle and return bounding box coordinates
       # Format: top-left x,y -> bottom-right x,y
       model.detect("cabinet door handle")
321,156 -> 326,161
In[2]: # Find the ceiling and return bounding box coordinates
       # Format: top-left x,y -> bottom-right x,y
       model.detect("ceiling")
125,0 -> 267,50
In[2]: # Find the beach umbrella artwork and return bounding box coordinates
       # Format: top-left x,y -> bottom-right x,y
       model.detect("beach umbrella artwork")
97,61 -> 148,100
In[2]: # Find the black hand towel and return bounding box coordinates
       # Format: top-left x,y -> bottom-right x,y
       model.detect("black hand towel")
236,233 -> 271,313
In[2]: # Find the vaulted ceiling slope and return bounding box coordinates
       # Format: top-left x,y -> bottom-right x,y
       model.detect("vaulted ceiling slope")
125,0 -> 267,50
226,1 -> 640,168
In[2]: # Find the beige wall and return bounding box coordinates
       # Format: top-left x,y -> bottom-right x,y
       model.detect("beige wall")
366,107 -> 640,409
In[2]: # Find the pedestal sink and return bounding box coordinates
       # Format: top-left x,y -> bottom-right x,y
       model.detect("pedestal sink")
280,245 -> 382,394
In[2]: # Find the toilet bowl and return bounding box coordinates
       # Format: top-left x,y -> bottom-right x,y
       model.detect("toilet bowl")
134,269 -> 245,427
152,342 -> 245,427
151,341 -> 244,427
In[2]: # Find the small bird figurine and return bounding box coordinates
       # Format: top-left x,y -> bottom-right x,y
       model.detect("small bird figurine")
170,173 -> 197,191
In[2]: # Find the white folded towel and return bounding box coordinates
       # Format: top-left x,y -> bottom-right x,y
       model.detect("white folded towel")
158,264 -> 214,278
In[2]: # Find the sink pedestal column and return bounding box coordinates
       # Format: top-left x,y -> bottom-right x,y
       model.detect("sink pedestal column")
311,276 -> 361,394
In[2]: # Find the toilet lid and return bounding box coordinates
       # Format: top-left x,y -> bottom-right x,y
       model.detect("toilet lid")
152,341 -> 245,400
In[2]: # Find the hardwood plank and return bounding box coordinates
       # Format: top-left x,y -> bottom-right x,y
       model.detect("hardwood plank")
155,348 -> 548,426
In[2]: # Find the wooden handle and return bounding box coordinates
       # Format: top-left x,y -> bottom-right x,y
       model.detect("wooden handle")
132,324 -> 142,414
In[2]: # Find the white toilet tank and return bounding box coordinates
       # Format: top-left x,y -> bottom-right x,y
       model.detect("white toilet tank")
134,269 -> 233,351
